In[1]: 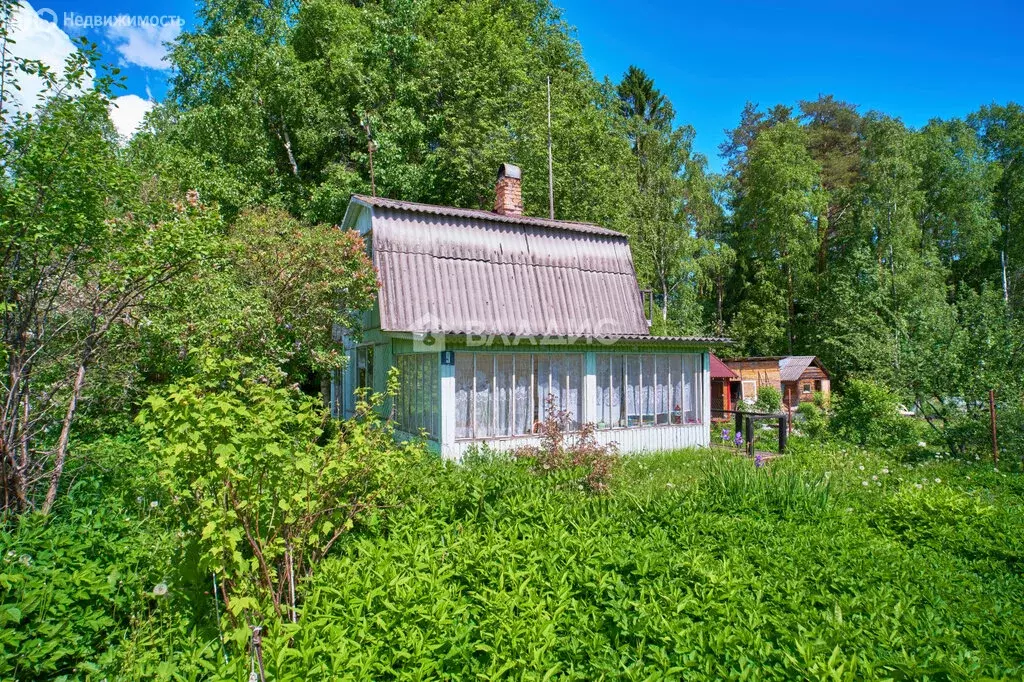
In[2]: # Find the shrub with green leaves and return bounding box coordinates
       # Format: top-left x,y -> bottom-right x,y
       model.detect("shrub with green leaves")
0,436 -> 200,680
796,400 -> 829,439
754,384 -> 783,413
136,357 -> 425,633
830,378 -> 914,448
513,395 -> 618,492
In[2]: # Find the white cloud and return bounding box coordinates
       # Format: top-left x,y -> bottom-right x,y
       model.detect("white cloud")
5,1 -> 84,112
6,2 -> 154,141
109,94 -> 154,139
105,16 -> 181,70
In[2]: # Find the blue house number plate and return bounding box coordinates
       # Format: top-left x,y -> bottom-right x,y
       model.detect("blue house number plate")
441,351 -> 455,366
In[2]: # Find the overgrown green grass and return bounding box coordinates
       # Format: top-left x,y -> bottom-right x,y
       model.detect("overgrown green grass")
3,438 -> 1023,680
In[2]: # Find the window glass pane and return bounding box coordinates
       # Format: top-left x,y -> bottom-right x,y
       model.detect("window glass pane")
549,354 -> 564,414
596,355 -> 610,428
534,354 -> 551,423
611,355 -> 624,427
692,354 -> 703,424
418,356 -> 426,434
410,355 -> 419,431
474,355 -> 494,438
398,356 -> 408,428
514,354 -> 532,435
566,354 -> 582,429
641,355 -> 655,425
656,355 -> 670,425
670,355 -> 683,424
495,354 -> 513,437
625,355 -> 641,427
455,353 -> 474,439
684,355 -> 697,423
430,356 -> 439,438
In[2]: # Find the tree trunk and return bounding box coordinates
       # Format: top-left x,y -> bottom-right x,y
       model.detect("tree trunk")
661,279 -> 668,322
41,360 -> 87,514
786,266 -> 795,355
716,273 -> 724,333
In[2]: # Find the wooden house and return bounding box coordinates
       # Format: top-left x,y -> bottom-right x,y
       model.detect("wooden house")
334,164 -> 730,459
722,356 -> 831,409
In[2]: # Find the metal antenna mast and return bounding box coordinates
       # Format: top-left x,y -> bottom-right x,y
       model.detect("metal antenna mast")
547,75 -> 555,220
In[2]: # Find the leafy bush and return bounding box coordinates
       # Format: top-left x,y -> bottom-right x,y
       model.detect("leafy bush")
0,437 -> 200,680
753,384 -> 783,413
830,378 -> 914,448
137,357 -> 425,631
513,395 -> 618,492
796,401 -> 829,439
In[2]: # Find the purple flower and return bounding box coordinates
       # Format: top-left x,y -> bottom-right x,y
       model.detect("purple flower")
755,454 -> 764,468
734,431 -> 744,447
720,428 -> 730,443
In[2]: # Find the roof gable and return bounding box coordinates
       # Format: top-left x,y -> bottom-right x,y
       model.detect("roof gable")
710,353 -> 739,379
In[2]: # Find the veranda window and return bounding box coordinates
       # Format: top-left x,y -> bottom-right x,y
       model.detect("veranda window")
595,353 -> 704,429
454,352 -> 583,440
395,354 -> 439,440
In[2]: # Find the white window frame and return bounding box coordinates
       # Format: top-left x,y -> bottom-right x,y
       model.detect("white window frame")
595,353 -> 705,429
455,352 -> 582,441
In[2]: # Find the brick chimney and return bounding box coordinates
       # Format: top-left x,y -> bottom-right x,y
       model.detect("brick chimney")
494,163 -> 523,216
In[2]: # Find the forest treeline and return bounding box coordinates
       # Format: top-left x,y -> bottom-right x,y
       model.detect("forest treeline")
2,0 -> 1023,511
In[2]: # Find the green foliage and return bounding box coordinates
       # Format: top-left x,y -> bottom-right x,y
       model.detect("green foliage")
1,13 -> 226,512
830,379 -> 913,449
796,401 -> 829,440
0,436 -> 198,680
753,384 -> 783,413
140,208 -> 377,385
171,446 -> 1023,680
513,395 -> 618,492
136,358 -> 425,629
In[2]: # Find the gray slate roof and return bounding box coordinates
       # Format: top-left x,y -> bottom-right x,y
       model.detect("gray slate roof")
349,195 -> 652,337
779,356 -> 818,383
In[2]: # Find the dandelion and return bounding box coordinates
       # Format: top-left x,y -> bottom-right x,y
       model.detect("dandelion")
934,478 -> 941,484
918,441 -> 927,448
136,496 -> 144,504
858,465 -> 865,471
666,482 -> 675,489
882,468 -> 889,475
152,583 -> 168,597
862,481 -> 869,487
876,481 -> 881,487
19,554 -> 32,567
872,475 -> 878,481
150,500 -> 159,508
915,483 -> 923,489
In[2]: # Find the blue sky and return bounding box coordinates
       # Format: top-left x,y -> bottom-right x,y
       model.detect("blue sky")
559,0 -> 1024,171
13,0 -> 1024,157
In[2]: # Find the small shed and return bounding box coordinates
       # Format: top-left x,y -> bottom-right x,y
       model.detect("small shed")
779,356 -> 831,407
721,356 -> 831,408
709,353 -> 739,420
722,357 -> 782,405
